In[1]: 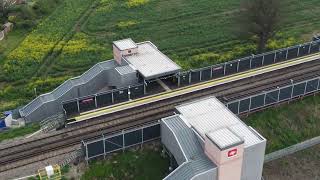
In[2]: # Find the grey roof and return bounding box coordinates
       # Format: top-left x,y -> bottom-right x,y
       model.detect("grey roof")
113,38 -> 137,50
206,128 -> 244,150
176,97 -> 263,148
162,115 -> 216,180
124,41 -> 181,79
115,65 -> 136,75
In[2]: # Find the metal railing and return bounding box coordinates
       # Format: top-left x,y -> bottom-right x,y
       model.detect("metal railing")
226,76 -> 320,115
82,122 -> 160,161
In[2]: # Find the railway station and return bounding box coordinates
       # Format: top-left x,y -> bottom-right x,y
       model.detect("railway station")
161,97 -> 266,180
82,96 -> 266,180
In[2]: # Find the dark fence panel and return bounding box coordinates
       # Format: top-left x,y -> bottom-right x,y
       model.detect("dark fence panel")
201,68 -> 211,81
130,85 -> 144,99
143,124 -> 161,141
63,100 -> 79,117
279,86 -> 293,101
227,77 -> 320,115
250,94 -> 265,109
113,89 -> 129,104
275,50 -> 287,62
263,52 -> 275,65
212,66 -> 224,78
306,79 -> 319,93
298,44 -> 311,56
96,92 -> 113,108
87,140 -> 104,159
124,129 -> 142,147
84,122 -> 161,161
228,101 -> 239,114
105,135 -> 123,152
265,90 -> 279,105
79,97 -> 96,113
191,71 -> 201,83
238,58 -> 251,72
292,82 -> 306,97
179,72 -> 190,86
251,55 -> 263,68
225,61 -> 238,75
287,47 -> 299,59
310,42 -> 320,53
239,98 -> 250,113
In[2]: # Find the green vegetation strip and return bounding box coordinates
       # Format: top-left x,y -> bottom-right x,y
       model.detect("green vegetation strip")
3,0 -> 93,81
0,123 -> 40,143
246,95 -> 320,154
81,149 -> 169,180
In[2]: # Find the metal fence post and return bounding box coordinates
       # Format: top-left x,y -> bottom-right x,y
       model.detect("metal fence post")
297,45 -> 300,57
308,43 -> 312,54
223,63 -> 227,75
249,57 -> 253,69
248,97 -> 252,113
122,130 -> 125,153
141,128 -> 144,148
128,86 -> 131,100
189,72 -> 192,84
110,92 -> 114,104
200,70 -> 202,81
237,100 -> 240,115
177,74 -> 181,87
210,66 -> 213,78
285,49 -> 289,59
102,134 -> 106,159
237,60 -> 240,72
94,96 -> 98,108
77,99 -> 80,114
262,55 -> 265,66
273,52 -> 277,63
303,81 -> 308,95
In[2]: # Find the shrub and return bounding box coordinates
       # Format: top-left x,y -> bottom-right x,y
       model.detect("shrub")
126,0 -> 149,8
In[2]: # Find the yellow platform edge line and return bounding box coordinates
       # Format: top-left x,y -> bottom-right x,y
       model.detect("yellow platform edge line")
74,53 -> 320,122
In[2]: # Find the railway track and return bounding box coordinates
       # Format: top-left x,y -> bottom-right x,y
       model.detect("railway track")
0,58 -> 320,173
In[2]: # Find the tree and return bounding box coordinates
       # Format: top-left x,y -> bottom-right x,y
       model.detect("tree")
0,0 -> 15,20
237,0 -> 284,53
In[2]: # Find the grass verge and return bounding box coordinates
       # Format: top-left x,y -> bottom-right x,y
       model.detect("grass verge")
0,123 -> 40,143
246,94 -> 320,154
81,149 -> 169,180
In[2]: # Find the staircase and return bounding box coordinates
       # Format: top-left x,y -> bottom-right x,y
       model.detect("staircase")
40,113 -> 66,133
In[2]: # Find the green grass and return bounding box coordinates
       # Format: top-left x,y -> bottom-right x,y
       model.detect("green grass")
1,0 -> 320,113
81,149 -> 169,180
0,29 -> 30,60
0,123 -> 40,142
246,95 -> 320,154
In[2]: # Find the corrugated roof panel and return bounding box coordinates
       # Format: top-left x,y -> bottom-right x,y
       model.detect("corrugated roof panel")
113,38 -> 137,50
125,42 -> 181,79
206,128 -> 243,150
115,65 -> 136,75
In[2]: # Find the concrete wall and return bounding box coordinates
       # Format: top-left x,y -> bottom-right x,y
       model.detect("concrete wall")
241,140 -> 266,180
